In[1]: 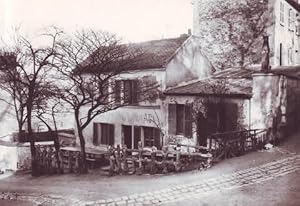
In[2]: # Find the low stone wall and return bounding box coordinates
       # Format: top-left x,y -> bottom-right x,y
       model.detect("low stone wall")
0,143 -> 31,171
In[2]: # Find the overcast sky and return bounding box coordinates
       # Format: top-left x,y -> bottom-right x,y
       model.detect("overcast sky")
0,0 -> 193,43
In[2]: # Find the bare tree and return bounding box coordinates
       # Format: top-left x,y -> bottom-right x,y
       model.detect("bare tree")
0,28 -> 62,176
194,0 -> 272,70
57,30 -> 158,173
35,94 -> 66,174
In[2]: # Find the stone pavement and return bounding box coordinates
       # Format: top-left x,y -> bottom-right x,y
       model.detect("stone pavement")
81,153 -> 300,206
1,142 -> 299,206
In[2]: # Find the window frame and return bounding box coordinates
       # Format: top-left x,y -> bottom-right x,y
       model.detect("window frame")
168,103 -> 193,138
280,2 -> 285,26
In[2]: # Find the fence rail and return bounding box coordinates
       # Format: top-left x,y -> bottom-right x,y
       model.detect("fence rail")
208,129 -> 268,161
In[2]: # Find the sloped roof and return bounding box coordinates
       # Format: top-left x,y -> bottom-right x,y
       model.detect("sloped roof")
286,0 -> 300,12
81,35 -> 190,73
126,35 -> 189,70
165,68 -> 254,98
165,66 -> 300,98
271,65 -> 300,79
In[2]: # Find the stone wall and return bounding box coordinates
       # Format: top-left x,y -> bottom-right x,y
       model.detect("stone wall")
0,143 -> 31,171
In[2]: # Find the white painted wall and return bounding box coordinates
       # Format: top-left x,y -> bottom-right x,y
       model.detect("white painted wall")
165,36 -> 214,88
272,0 -> 300,66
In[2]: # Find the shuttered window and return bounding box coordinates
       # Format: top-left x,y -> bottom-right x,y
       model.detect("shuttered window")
123,80 -> 138,104
168,104 -> 193,138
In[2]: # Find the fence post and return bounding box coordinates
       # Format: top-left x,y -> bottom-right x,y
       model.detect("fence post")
162,146 -> 168,174
136,141 -> 143,175
122,145 -> 128,174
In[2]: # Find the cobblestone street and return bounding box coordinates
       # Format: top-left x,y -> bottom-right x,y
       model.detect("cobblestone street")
83,154 -> 300,206
3,153 -> 299,206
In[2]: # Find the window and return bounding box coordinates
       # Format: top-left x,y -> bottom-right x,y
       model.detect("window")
124,80 -> 138,104
143,126 -> 161,148
168,104 -> 193,137
114,79 -> 138,104
280,2 -> 284,25
93,123 -> 114,146
288,9 -> 294,30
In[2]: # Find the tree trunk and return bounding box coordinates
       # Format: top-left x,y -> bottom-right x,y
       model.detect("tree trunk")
77,128 -> 88,173
27,106 -> 38,176
53,131 -> 62,174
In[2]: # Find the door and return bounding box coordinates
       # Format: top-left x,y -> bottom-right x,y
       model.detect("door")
123,125 -> 132,149
197,112 -> 208,147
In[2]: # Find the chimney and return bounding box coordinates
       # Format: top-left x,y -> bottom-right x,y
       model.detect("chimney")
261,35 -> 271,73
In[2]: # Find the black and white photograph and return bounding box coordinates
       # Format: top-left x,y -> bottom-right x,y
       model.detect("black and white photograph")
0,0 -> 300,205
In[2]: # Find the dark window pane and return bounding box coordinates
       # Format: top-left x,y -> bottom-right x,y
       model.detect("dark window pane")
93,123 -> 99,146
184,104 -> 193,137
109,124 -> 115,146
132,80 -> 138,103
153,128 -> 161,149
176,104 -> 184,134
144,127 -> 154,147
134,126 -> 141,149
124,80 -> 131,104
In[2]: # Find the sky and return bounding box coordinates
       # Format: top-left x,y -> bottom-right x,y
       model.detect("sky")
0,0 -> 193,43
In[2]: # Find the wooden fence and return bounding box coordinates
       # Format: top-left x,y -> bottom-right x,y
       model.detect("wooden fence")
208,129 -> 268,161
106,144 -> 212,176
37,129 -> 269,175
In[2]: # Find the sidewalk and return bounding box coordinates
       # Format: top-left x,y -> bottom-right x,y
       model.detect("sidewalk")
0,131 -> 299,205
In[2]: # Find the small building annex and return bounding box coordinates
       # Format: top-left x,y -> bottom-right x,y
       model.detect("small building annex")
164,65 -> 300,147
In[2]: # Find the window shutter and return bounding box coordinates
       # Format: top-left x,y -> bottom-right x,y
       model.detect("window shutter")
132,80 -> 138,103
176,104 -> 184,134
124,80 -> 131,104
93,123 -> 99,145
114,80 -> 121,104
168,104 -> 177,135
184,104 -> 193,138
